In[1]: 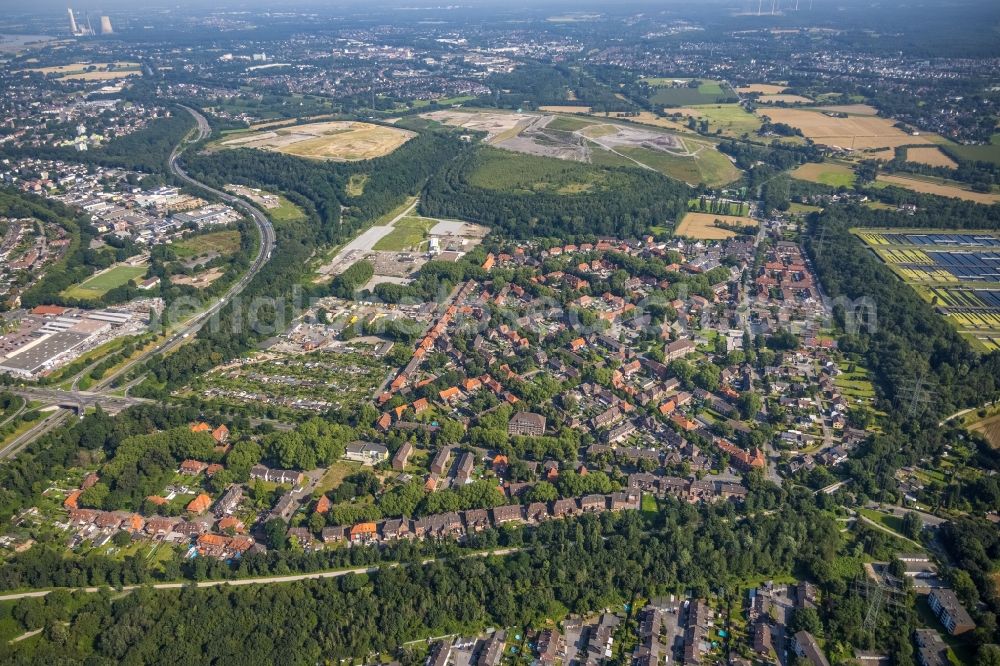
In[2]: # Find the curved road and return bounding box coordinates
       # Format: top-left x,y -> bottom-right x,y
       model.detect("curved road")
141,105 -> 276,362
0,106 -> 277,460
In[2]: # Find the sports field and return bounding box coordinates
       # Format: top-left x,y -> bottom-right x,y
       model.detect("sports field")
216,121 -> 415,161
675,212 -> 758,240
62,264 -> 147,300
791,162 -> 857,188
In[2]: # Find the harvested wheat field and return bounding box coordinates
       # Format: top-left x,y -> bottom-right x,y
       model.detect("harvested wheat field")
757,108 -> 920,150
737,84 -> 787,94
675,212 -> 758,240
217,121 -> 414,161
811,104 -> 880,116
906,146 -> 958,169
876,174 -> 1000,204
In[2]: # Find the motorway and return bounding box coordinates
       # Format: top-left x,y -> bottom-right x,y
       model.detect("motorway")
0,105 -> 277,459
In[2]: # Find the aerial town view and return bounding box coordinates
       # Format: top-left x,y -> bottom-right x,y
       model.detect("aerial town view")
0,0 -> 998,664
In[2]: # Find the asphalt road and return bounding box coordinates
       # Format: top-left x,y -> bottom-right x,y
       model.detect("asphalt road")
0,409 -> 71,460
0,105 -> 278,456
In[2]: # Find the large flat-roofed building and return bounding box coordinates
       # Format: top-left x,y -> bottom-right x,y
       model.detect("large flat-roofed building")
0,331 -> 90,377
508,411 -> 546,436
928,588 -> 976,635
914,629 -> 949,666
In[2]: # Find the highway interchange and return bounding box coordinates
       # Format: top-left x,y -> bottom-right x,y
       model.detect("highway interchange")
1,106 -> 276,459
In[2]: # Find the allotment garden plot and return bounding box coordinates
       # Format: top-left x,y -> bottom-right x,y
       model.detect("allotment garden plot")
857,229 -> 1000,351
191,347 -> 389,416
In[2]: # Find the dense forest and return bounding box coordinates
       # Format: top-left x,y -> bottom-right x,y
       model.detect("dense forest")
2,487 -> 855,665
420,147 -> 690,240
803,203 -> 1000,633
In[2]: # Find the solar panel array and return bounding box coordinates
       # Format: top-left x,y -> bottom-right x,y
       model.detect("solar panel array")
926,251 -> 1000,282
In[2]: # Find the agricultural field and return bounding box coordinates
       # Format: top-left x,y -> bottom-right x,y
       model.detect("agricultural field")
941,133 -> 1000,166
791,162 -> 857,187
736,84 -> 788,95
193,349 -> 389,415
23,61 -> 141,80
857,229 -> 1000,350
875,174 -> 1000,204
755,107 -> 932,151
661,104 -> 762,138
646,79 -> 737,106
674,212 -> 758,240
373,216 -> 437,251
214,121 -> 415,161
905,146 -> 957,169
61,264 -> 147,300
757,94 -> 814,104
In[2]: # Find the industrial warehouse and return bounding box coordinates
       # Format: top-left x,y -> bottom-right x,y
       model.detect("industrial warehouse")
0,302 -> 159,378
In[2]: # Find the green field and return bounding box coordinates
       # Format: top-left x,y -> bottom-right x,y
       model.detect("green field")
668,104 -> 762,137
466,147 -> 644,195
373,216 -> 437,251
937,132 -> 1000,166
62,264 -> 147,300
834,370 -> 876,399
619,142 -> 740,187
547,115 -> 601,132
172,230 -> 243,258
648,79 -> 737,106
268,195 -> 307,222
791,162 -> 857,188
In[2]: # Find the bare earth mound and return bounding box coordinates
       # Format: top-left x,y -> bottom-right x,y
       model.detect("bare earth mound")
218,121 -> 414,161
